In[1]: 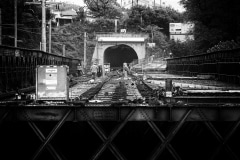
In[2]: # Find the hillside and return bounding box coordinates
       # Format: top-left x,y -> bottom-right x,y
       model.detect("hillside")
50,22 -> 95,68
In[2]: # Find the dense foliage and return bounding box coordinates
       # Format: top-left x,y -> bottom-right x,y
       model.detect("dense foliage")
123,5 -> 184,57
0,0 -> 52,49
125,5 -> 184,36
84,0 -> 122,19
180,0 -> 240,53
0,0 -> 185,59
2,0 -> 240,59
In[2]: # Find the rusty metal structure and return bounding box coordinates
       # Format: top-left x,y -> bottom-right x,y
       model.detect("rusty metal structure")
1,45 -> 240,160
0,45 -> 81,99
167,48 -> 240,84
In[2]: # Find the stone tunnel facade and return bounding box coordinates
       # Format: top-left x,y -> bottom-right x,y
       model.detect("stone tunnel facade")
92,34 -> 148,68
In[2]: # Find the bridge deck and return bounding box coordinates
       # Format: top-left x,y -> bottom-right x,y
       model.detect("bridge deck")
1,103 -> 240,122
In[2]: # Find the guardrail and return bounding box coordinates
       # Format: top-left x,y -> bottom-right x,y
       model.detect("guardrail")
166,48 -> 240,84
0,45 -> 81,94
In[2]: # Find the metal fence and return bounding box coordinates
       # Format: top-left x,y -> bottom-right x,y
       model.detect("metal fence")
167,48 -> 240,84
0,45 -> 81,94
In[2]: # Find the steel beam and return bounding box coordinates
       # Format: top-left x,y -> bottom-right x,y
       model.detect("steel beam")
90,110 -> 136,160
149,109 -> 192,160
28,121 -> 64,160
1,105 -> 240,122
0,110 -> 9,126
139,109 -> 181,160
88,121 -> 126,160
32,110 -> 71,160
197,109 -> 240,160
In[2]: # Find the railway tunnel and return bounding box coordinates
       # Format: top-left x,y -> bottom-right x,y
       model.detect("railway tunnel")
104,44 -> 138,68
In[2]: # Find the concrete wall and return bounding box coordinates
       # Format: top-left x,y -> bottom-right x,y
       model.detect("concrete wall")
92,42 -> 146,66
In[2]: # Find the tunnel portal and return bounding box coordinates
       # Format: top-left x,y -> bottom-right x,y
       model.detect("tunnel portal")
104,44 -> 138,68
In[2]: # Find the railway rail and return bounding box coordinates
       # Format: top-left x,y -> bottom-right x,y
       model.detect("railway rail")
1,45 -> 240,159
1,72 -> 240,160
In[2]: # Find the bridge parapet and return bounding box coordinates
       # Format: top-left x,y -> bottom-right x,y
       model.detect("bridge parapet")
96,33 -> 148,38
0,45 -> 81,98
167,48 -> 240,84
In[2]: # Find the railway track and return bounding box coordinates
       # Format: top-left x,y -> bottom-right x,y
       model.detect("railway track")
1,71 -> 240,106
68,73 -> 160,106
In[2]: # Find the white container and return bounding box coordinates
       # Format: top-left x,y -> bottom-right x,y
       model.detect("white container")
36,65 -> 69,101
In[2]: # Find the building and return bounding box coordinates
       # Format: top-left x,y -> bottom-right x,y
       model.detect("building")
53,9 -> 77,26
169,22 -> 194,42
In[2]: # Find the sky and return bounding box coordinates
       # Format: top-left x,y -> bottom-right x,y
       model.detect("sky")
61,0 -> 185,12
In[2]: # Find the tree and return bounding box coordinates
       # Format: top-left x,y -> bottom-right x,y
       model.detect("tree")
169,39 -> 199,58
84,0 -> 122,19
180,0 -> 240,52
76,7 -> 86,22
122,5 -> 184,57
125,5 -> 184,36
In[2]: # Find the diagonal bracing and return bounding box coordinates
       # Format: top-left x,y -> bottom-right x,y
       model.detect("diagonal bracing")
27,120 -> 65,160
197,109 -> 240,160
85,109 -> 136,160
139,109 -> 182,160
147,109 -> 192,160
30,110 -> 72,160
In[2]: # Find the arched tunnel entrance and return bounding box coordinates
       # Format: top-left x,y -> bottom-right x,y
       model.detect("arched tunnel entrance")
104,44 -> 138,68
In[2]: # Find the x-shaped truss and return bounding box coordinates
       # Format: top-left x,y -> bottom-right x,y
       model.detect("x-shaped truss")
0,107 -> 240,160
0,109 -> 71,160
82,109 -> 136,160
197,109 -> 240,160
25,109 -> 72,160
82,108 -> 192,160
140,108 -> 192,160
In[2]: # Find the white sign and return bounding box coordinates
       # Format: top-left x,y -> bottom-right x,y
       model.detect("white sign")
147,43 -> 155,48
165,91 -> 173,97
120,29 -> 126,33
46,68 -> 57,73
46,86 -> 56,90
169,23 -> 182,33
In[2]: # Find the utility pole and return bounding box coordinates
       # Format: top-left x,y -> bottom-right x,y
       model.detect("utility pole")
115,19 -> 117,33
151,26 -> 153,43
41,0 -> 46,52
14,0 -> 17,47
48,20 -> 51,53
160,0 -> 161,7
62,44 -> 65,56
83,32 -> 87,69
0,8 -> 2,45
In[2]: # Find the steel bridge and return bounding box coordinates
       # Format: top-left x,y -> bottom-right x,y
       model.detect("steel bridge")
1,103 -> 240,160
1,45 -> 240,160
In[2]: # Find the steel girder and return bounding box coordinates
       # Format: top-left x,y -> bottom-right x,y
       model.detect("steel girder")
1,106 -> 240,160
1,105 -> 240,121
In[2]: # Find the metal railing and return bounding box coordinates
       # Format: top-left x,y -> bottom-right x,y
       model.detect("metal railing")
0,45 -> 81,94
167,48 -> 240,84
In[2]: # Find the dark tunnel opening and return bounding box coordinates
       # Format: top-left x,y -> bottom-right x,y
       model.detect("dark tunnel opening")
104,44 -> 138,68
